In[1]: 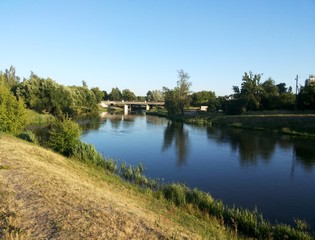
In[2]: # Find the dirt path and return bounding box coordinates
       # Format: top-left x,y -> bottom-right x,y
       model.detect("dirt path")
0,135 -> 200,239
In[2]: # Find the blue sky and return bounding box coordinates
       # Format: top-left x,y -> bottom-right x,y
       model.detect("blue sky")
1,0 -> 314,96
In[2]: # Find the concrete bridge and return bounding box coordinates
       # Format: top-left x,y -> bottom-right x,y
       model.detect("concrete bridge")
100,100 -> 165,114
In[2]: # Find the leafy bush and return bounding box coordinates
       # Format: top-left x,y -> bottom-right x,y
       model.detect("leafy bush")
18,130 -> 39,144
0,85 -> 26,134
72,141 -> 103,165
48,116 -> 81,156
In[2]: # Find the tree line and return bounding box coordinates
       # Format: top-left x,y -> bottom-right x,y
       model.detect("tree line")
164,70 -> 315,116
1,65 -> 315,134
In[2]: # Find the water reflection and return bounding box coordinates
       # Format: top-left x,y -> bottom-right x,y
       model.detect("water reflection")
294,141 -> 315,171
162,121 -> 189,166
207,127 -> 275,166
76,114 -> 103,132
78,114 -> 315,171
206,127 -> 315,169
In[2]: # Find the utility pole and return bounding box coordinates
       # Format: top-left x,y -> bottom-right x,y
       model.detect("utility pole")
295,74 -> 298,113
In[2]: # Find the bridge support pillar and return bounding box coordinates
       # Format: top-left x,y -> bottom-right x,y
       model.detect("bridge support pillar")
146,105 -> 150,111
124,104 -> 129,115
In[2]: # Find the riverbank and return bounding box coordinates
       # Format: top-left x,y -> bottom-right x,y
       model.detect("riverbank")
0,134 -> 232,239
147,110 -> 315,138
1,133 -> 314,239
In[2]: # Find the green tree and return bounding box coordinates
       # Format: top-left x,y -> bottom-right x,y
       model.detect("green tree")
191,91 -> 217,110
0,66 -> 20,88
122,89 -> 137,101
48,116 -> 82,156
260,78 -> 279,110
0,85 -> 26,134
102,90 -> 108,100
298,82 -> 315,110
233,71 -> 263,111
276,83 -> 288,94
109,87 -> 122,101
91,87 -> 105,103
146,90 -> 164,102
279,92 -> 295,110
137,96 -> 146,101
146,91 -> 153,101
164,70 -> 192,116
164,88 -> 181,116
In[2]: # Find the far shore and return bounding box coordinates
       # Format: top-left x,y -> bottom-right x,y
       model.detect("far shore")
147,110 -> 315,138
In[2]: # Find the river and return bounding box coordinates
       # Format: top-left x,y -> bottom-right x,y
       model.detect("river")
80,113 -> 315,230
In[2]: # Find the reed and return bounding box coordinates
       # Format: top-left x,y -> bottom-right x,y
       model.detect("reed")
156,183 -> 313,240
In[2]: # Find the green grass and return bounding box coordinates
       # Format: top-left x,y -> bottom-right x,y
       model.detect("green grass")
25,109 -> 55,125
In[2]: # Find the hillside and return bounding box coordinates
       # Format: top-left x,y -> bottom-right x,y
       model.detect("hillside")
0,134 -> 229,240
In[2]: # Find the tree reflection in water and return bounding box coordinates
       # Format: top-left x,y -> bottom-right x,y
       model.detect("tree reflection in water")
162,121 -> 189,166
294,141 -> 315,171
206,127 -> 315,170
207,127 -> 276,166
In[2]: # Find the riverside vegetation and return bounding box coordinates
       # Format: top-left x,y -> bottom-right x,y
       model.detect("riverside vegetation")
1,117 -> 313,239
1,66 -> 315,239
147,108 -> 315,138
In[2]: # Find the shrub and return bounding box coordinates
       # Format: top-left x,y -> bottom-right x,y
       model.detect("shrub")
72,141 -> 103,165
17,130 -> 39,144
48,116 -> 81,156
0,85 -> 27,134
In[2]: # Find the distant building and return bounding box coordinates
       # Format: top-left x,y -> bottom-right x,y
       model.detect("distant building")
200,106 -> 208,111
305,74 -> 315,86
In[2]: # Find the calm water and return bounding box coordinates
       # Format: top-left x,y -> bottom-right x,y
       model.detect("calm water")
80,113 -> 315,229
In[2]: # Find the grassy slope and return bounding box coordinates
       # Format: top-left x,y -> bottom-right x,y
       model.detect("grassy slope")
0,134 -> 232,240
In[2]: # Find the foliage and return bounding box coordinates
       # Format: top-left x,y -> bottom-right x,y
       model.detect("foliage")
18,130 -> 39,144
233,71 -> 263,111
191,91 -> 216,107
276,83 -> 288,94
48,116 -> 82,156
122,89 -> 137,101
91,87 -> 105,103
108,87 -> 122,101
229,72 -> 296,113
298,82 -> 315,110
260,78 -> 279,110
164,70 -> 192,117
72,141 -> 103,165
0,66 -> 20,89
164,88 -> 181,116
25,109 -> 55,125
136,96 -> 146,101
278,92 -> 295,110
15,73 -> 100,116
146,90 -> 164,102
224,99 -> 246,115
0,85 -> 27,134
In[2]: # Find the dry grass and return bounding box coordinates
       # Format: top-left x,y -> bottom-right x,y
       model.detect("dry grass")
0,134 -> 230,239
